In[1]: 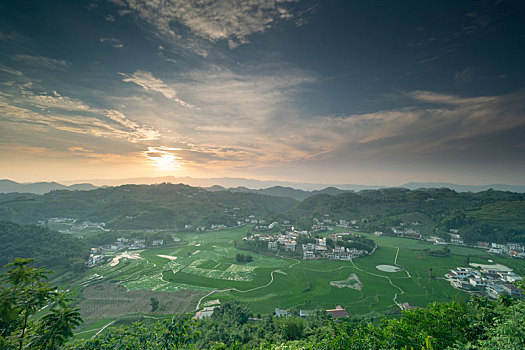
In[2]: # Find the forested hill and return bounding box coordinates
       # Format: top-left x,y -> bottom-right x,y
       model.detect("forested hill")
207,185 -> 354,201
291,188 -> 525,243
0,221 -> 89,270
0,183 -> 298,230
0,179 -> 97,194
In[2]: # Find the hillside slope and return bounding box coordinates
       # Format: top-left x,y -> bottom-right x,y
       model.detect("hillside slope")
291,188 -> 525,243
0,221 -> 89,270
0,183 -> 298,229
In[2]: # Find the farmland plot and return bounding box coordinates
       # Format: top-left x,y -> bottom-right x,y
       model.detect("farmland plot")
184,260 -> 257,281
77,282 -> 205,320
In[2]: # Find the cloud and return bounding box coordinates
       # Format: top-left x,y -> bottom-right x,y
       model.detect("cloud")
105,14 -> 116,22
100,37 -> 123,48
418,56 -> 439,64
330,91 -> 525,160
0,81 -> 161,143
150,75 -> 525,169
407,90 -> 496,105
2,144 -> 138,165
120,70 -> 195,108
11,55 -> 71,71
0,64 -> 24,76
454,66 -> 479,86
112,0 -> 304,48
0,31 -> 28,43
67,146 -> 92,152
144,146 -> 183,169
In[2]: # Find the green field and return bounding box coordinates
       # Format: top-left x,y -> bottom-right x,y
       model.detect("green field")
69,226 -> 525,337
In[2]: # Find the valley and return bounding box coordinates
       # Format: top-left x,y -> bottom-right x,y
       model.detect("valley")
53,225 -> 523,339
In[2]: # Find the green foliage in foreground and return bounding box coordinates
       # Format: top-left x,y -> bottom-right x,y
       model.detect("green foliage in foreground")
4,258 -> 524,349
0,259 -> 82,349
71,291 -> 525,350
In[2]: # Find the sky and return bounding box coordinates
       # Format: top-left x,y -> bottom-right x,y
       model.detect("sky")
0,0 -> 524,186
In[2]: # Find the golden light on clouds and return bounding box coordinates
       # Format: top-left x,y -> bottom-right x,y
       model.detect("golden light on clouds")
145,146 -> 183,170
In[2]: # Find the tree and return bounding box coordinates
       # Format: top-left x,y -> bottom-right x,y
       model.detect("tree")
281,317 -> 305,340
150,297 -> 159,313
29,304 -> 82,349
0,259 -> 82,349
76,315 -> 199,349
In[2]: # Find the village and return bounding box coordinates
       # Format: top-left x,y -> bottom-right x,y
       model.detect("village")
446,263 -> 523,299
378,224 -> 525,259
86,236 -> 175,267
243,230 -> 372,261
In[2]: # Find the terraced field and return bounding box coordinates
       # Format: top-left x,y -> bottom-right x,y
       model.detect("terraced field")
71,226 -> 524,337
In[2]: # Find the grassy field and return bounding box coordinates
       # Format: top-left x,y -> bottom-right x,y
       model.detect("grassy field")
70,226 -> 525,337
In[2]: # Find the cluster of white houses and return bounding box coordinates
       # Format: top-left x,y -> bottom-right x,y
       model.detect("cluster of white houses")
388,226 -> 525,260
246,231 -> 369,261
39,217 -> 110,234
275,305 -> 349,319
86,237 -> 168,267
446,264 -> 523,299
480,242 -> 525,258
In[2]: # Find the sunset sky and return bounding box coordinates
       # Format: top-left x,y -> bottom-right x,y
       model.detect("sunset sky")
1,0 -> 524,186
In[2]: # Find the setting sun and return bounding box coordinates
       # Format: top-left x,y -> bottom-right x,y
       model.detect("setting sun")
145,146 -> 182,170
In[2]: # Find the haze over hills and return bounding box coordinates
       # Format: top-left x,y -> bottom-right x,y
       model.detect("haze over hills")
59,176 -> 386,191
0,179 -> 97,195
3,178 -> 525,197
402,182 -> 525,193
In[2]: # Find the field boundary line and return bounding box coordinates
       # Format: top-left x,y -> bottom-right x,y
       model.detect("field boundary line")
350,259 -> 405,310
92,320 -> 116,338
195,269 -> 281,310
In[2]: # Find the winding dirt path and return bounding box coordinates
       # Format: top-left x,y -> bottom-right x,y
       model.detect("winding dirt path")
92,320 -> 116,338
350,259 -> 406,310
195,269 -> 282,310
393,247 -> 411,278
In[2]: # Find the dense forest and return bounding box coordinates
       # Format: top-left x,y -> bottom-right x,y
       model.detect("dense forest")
292,188 -> 525,243
0,221 -> 89,271
0,183 -> 297,230
1,184 -> 524,242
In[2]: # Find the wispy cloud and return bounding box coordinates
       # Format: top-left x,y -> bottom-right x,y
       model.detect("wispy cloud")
0,79 -> 161,144
407,90 -> 496,105
100,37 -> 123,48
0,31 -> 27,43
112,0 -> 305,48
11,55 -> 71,71
120,70 -> 195,108
454,66 -> 479,86
0,64 -> 24,76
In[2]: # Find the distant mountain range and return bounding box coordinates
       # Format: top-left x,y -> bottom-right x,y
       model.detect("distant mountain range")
401,182 -> 525,193
0,179 -> 97,195
205,185 -> 354,201
2,178 -> 524,197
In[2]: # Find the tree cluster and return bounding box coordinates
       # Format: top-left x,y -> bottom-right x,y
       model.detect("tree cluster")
0,221 -> 89,272
235,254 -> 253,263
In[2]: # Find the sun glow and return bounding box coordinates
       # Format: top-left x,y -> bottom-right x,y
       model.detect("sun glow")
145,146 -> 183,170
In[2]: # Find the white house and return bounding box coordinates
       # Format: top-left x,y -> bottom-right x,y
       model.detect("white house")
275,308 -> 289,317
303,250 -> 315,260
194,306 -> 217,319
87,254 -> 104,267
302,243 -> 315,251
284,241 -> 297,252
268,241 -> 278,251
